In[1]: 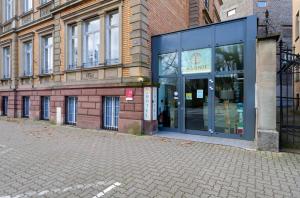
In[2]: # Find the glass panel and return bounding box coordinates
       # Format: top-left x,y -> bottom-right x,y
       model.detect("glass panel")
158,78 -> 179,129
3,47 -> 10,78
114,97 -> 120,129
69,25 -> 78,69
181,48 -> 212,74
24,42 -> 32,76
110,27 -> 119,63
106,11 -> 120,64
185,79 -> 209,131
215,43 -> 244,72
158,52 -> 179,76
84,19 -> 100,67
215,74 -> 244,134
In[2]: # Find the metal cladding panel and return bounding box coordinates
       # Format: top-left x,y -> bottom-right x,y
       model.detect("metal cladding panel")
181,27 -> 214,50
215,20 -> 246,46
154,33 -> 180,53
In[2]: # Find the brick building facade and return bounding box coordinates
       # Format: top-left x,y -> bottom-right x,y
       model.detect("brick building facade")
0,0 -> 222,134
221,0 -> 292,48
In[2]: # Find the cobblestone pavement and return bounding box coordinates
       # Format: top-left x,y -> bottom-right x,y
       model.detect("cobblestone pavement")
0,118 -> 300,198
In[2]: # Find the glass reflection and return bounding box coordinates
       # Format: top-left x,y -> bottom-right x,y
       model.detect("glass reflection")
216,44 -> 244,72
215,74 -> 244,134
185,79 -> 208,131
158,78 -> 178,129
158,52 -> 178,76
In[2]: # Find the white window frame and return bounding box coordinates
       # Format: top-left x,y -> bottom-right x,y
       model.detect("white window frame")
41,96 -> 50,120
23,41 -> 33,76
227,8 -> 236,17
23,0 -> 32,13
68,24 -> 78,70
3,46 -> 11,79
66,96 -> 77,125
40,0 -> 50,5
106,10 -> 120,65
83,18 -> 100,68
4,0 -> 13,21
41,35 -> 53,74
103,96 -> 120,130
22,96 -> 30,118
256,1 -> 267,8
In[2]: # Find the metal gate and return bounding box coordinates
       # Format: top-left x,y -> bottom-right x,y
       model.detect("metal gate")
277,41 -> 300,150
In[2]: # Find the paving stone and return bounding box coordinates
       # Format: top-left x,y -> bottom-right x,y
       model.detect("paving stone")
0,118 -> 299,198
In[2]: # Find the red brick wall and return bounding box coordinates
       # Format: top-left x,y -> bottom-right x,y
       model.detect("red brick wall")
148,0 -> 189,36
0,91 -> 16,117
0,87 -> 144,133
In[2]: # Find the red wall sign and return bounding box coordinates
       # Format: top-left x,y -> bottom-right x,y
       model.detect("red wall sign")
126,88 -> 134,101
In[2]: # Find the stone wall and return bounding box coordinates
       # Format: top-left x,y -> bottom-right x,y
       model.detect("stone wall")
256,36 -> 279,152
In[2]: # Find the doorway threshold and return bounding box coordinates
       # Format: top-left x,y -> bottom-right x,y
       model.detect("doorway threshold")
155,132 -> 256,151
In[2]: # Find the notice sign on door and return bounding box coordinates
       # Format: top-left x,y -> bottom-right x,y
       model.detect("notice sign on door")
186,93 -> 192,100
197,89 -> 204,99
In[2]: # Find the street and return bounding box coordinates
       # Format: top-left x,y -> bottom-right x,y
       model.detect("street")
0,118 -> 300,198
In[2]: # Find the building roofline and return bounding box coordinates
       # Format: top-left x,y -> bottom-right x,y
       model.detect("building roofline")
152,15 -> 256,38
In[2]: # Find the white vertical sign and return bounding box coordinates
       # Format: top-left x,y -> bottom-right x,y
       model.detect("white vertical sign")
144,87 -> 152,121
56,107 -> 62,125
152,87 -> 157,120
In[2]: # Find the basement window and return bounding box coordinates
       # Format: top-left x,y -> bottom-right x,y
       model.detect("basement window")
2,96 -> 8,116
22,96 -> 30,118
66,96 -> 77,125
41,96 -> 50,120
103,96 -> 120,130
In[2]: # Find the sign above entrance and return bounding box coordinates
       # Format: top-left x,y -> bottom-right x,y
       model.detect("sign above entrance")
181,48 -> 212,74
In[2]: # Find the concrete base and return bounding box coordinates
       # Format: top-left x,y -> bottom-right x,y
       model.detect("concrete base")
256,129 -> 279,152
155,132 -> 256,151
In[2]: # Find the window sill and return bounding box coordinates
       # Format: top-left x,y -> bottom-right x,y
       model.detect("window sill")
20,75 -> 33,79
20,9 -> 34,18
38,73 -> 53,77
64,63 -> 123,74
0,78 -> 11,81
2,17 -> 16,26
65,68 -> 81,73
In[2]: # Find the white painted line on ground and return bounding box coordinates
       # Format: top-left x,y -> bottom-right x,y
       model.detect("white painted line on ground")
0,181 -> 107,198
93,182 -> 121,198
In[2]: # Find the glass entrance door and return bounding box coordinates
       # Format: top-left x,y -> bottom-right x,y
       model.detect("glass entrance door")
184,77 -> 212,132
158,78 -> 180,130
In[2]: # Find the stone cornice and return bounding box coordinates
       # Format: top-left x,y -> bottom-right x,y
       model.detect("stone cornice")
60,0 -> 121,21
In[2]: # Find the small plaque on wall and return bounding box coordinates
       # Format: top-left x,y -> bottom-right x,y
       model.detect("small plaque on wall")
144,87 -> 152,121
126,88 -> 134,101
152,87 -> 157,120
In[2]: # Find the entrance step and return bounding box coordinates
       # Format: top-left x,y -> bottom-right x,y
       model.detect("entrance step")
155,132 -> 256,151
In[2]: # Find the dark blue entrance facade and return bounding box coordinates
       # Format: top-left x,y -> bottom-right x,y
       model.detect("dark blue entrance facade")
151,16 -> 257,141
